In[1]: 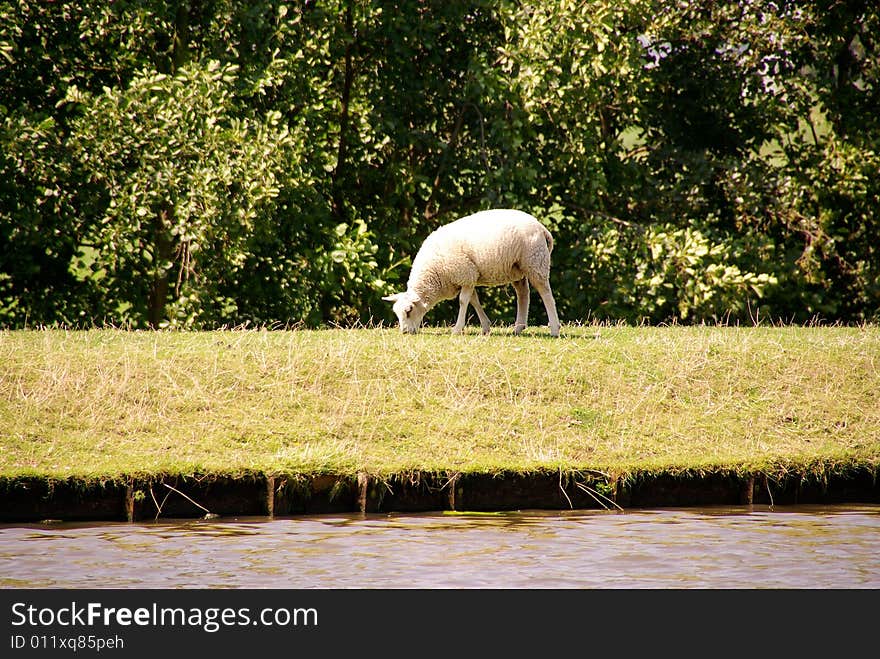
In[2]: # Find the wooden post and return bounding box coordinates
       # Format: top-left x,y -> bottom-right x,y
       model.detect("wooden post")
266,475 -> 275,518
357,472 -> 369,513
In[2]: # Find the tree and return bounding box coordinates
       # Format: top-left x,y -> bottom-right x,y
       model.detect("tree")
67,61 -> 293,327
1,1 -> 877,328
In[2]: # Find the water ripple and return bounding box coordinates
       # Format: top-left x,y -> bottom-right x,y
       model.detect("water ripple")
1,505 -> 877,588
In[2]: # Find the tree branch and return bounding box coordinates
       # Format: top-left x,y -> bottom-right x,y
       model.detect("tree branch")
331,4 -> 356,221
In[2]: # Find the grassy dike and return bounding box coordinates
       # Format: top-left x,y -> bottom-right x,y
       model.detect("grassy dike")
1,325 -> 878,521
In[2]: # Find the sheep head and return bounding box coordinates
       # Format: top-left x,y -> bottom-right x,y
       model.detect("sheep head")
382,291 -> 428,334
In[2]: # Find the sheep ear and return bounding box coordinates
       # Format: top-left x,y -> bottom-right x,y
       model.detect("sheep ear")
382,293 -> 402,303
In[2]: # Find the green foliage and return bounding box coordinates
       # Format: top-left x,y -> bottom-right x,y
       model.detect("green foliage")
67,61 -> 293,327
1,1 -> 878,327
633,224 -> 777,322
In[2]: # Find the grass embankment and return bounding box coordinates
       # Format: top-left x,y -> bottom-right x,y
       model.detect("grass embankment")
1,325 -> 878,487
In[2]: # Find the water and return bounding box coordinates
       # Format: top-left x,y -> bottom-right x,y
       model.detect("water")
1,505 -> 878,588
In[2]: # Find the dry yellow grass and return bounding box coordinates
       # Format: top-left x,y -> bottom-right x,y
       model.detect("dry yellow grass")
1,325 -> 878,481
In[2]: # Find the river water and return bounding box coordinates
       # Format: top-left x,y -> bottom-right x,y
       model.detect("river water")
1,505 -> 878,588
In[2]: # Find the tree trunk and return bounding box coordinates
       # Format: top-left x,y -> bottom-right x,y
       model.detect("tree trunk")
172,2 -> 190,73
147,210 -> 174,328
331,3 -> 356,222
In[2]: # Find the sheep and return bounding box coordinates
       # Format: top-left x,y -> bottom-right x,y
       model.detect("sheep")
383,209 -> 561,336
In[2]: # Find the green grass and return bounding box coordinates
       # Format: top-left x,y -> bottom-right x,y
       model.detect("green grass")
1,325 -> 878,483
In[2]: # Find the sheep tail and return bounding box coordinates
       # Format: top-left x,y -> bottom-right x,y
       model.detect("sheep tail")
542,223 -> 554,254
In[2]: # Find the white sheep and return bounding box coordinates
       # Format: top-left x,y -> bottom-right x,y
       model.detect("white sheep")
383,209 -> 562,336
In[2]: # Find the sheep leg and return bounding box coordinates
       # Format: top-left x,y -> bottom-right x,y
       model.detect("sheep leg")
453,286 -> 474,334
512,277 -> 530,335
469,289 -> 492,335
454,286 -> 492,335
530,277 -> 561,337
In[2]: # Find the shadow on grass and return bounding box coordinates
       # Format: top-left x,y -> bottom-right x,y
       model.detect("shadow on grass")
407,323 -> 598,341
